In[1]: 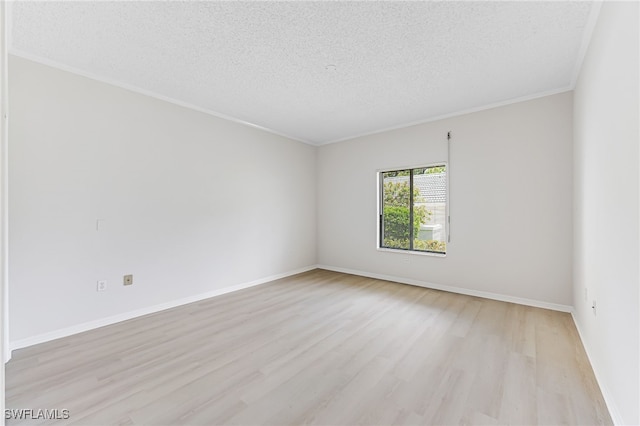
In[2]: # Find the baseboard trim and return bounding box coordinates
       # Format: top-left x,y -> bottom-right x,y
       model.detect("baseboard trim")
317,264 -> 573,313
570,312 -> 622,425
10,265 -> 318,353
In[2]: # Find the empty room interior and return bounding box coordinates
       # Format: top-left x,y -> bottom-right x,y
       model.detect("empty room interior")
1,1 -> 639,425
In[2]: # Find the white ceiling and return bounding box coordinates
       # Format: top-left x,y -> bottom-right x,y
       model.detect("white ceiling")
9,1 -> 596,145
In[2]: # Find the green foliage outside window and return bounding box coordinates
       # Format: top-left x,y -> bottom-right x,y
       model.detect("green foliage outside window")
382,180 -> 429,248
381,170 -> 446,253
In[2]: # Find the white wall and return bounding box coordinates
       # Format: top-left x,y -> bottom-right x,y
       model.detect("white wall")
1,1 -> 8,418
8,56 -> 317,344
573,2 -> 639,424
317,92 -> 574,308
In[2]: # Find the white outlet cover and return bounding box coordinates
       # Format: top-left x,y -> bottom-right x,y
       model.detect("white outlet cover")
97,280 -> 107,292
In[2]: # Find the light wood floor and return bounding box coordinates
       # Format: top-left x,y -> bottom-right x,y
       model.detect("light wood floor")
6,269 -> 611,425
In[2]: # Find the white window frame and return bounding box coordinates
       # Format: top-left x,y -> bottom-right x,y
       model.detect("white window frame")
376,162 -> 448,257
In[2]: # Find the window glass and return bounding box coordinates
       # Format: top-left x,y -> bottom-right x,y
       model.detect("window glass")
380,165 -> 446,254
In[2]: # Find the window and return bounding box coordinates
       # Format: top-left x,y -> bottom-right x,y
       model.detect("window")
379,164 -> 447,254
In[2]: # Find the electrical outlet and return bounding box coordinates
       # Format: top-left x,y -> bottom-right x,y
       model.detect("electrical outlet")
97,280 -> 107,292
123,274 -> 133,286
592,300 -> 597,316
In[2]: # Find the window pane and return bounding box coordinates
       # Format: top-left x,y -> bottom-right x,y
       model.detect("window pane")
413,166 -> 447,253
381,170 -> 411,250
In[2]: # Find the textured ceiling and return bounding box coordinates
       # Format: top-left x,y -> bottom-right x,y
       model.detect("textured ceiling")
10,1 -> 595,145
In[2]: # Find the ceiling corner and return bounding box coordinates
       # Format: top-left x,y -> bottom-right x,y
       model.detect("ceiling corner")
570,1 -> 603,89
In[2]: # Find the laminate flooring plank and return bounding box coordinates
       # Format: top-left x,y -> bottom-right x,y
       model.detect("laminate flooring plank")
6,270 -> 613,426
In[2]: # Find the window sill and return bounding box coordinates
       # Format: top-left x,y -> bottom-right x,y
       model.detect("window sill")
377,247 -> 447,258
